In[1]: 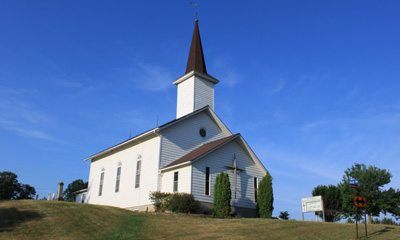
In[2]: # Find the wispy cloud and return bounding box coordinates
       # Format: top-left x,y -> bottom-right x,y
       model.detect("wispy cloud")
0,87 -> 56,141
0,119 -> 55,141
122,63 -> 173,92
301,113 -> 400,133
265,77 -> 286,95
262,147 -> 343,182
211,57 -> 241,87
54,79 -> 84,89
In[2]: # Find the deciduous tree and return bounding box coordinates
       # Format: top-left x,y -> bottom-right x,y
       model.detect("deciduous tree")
63,179 -> 88,202
312,185 -> 342,222
0,171 -> 20,199
339,163 -> 392,223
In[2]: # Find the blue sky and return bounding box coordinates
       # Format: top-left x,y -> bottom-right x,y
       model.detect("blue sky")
1,1 -> 399,219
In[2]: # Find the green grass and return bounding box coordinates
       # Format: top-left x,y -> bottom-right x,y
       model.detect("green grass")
1,200 -> 399,240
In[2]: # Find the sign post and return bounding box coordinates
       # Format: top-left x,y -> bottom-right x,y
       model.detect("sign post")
301,196 -> 325,222
353,196 -> 367,239
364,210 -> 368,238
349,178 -> 359,239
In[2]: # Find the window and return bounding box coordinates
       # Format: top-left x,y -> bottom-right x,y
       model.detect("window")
173,172 -> 179,192
205,167 -> 210,195
99,171 -> 105,196
199,128 -> 207,137
135,160 -> 141,188
254,177 -> 258,202
115,166 -> 121,192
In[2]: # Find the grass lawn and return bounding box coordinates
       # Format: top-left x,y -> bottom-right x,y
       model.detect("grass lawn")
1,200 -> 399,240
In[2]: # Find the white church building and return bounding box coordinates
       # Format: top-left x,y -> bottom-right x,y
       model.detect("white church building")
84,20 -> 268,217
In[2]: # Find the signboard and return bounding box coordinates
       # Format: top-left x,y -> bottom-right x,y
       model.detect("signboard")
302,196 -> 323,213
354,196 -> 367,208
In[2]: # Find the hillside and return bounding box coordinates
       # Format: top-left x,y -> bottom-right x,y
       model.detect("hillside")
0,200 -> 399,240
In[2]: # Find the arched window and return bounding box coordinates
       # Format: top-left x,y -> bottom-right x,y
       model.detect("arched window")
135,155 -> 142,188
115,162 -> 122,192
99,168 -> 105,196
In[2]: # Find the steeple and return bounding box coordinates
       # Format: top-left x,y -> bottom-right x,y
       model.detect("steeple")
174,20 -> 219,119
185,20 -> 207,74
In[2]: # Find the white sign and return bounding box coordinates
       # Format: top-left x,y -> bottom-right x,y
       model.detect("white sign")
301,196 -> 323,213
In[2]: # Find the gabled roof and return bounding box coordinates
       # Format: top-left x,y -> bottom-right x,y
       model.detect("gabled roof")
163,134 -> 239,169
161,134 -> 268,174
85,106 -> 231,161
186,20 -> 207,74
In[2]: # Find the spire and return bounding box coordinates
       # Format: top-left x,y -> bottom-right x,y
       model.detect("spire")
185,20 -> 207,74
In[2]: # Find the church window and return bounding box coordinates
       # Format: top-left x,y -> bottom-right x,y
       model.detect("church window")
135,160 -> 141,188
99,171 -> 105,196
254,177 -> 258,202
199,128 -> 207,137
205,167 -> 210,195
115,166 -> 121,192
173,171 -> 179,192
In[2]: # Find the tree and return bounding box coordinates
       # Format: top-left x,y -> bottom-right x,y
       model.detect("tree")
0,171 -> 36,200
380,188 -> 400,219
279,211 -> 289,220
312,185 -> 342,222
213,172 -> 231,218
0,171 -> 20,199
0,171 -> 19,200
17,184 -> 36,199
63,179 -> 88,202
257,172 -> 274,218
339,163 -> 392,223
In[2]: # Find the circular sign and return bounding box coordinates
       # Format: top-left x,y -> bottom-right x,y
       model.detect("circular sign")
354,196 -> 367,208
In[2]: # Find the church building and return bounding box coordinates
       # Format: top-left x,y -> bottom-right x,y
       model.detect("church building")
85,20 -> 268,217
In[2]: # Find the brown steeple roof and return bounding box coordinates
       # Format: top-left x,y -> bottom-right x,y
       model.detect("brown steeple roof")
185,20 -> 207,74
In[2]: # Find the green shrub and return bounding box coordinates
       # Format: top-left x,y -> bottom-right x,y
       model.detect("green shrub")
213,172 -> 231,218
149,191 -> 172,212
150,191 -> 198,213
257,172 -> 274,218
279,211 -> 289,220
168,193 -> 198,213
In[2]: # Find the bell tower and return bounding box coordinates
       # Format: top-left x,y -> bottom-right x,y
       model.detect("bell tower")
174,20 -> 219,118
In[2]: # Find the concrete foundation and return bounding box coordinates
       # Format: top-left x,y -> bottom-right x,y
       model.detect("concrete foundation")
126,204 -> 154,212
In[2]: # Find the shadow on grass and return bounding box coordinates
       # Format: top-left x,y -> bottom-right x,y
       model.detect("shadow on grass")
0,207 -> 43,232
362,226 -> 395,239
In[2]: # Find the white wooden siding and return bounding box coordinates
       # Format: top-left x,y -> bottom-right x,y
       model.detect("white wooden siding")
194,77 -> 214,111
192,140 -> 266,209
87,135 -> 161,209
176,76 -> 195,118
160,165 -> 192,193
159,111 -> 230,168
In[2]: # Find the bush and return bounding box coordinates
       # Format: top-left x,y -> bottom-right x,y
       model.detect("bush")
150,191 -> 198,213
257,172 -> 274,218
279,211 -> 289,220
168,193 -> 198,213
381,217 -> 399,226
213,172 -> 231,218
149,192 -> 172,212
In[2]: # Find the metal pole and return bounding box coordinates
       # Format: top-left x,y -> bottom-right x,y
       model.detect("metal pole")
355,207 -> 359,240
364,211 -> 368,237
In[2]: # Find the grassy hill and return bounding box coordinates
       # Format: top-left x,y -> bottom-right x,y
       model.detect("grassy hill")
0,200 -> 399,240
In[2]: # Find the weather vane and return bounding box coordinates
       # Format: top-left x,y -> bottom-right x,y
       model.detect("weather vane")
190,1 -> 199,21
